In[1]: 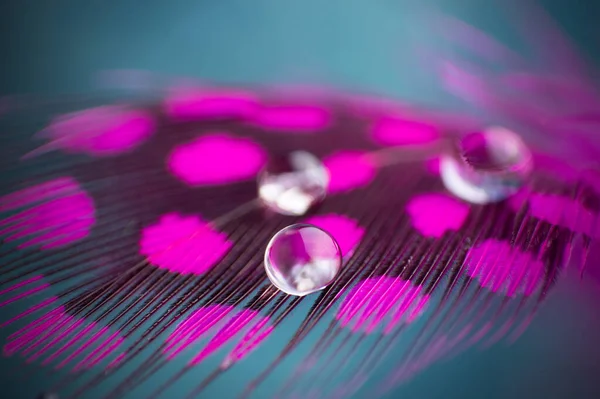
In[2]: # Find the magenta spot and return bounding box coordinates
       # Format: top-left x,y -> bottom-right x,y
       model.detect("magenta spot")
3,302 -> 125,370
167,133 -> 267,186
0,276 -> 44,297
223,316 -> 274,367
189,309 -> 264,365
41,106 -> 155,156
0,177 -> 77,212
323,151 -> 377,193
509,191 -> 600,239
465,239 -> 544,297
372,117 -> 440,146
0,276 -> 52,321
140,213 -> 232,275
250,104 -> 330,132
72,330 -> 125,371
163,304 -> 233,359
0,283 -> 49,308
303,214 -> 365,257
164,87 -> 259,120
407,193 -> 470,238
1,297 -> 57,328
336,276 -> 429,334
0,177 -> 95,249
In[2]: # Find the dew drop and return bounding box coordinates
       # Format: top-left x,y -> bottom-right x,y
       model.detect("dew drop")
258,151 -> 329,216
440,127 -> 532,204
264,224 -> 342,296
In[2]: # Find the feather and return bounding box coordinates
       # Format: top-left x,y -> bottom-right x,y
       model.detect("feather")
1,6 -> 599,399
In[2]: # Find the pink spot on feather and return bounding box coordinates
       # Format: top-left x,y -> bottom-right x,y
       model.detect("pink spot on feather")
372,117 -> 440,146
40,106 -> 155,156
407,193 -> 470,238
324,151 -> 376,193
140,213 -> 232,275
164,87 -> 259,120
3,301 -> 125,370
304,214 -> 364,257
0,177 -> 95,249
336,276 -> 429,334
509,191 -> 600,239
223,316 -> 274,367
250,104 -> 330,132
0,276 -> 51,315
167,133 -> 267,186
163,304 -> 233,359
1,297 -> 58,328
465,239 -> 544,297
189,309 -> 266,365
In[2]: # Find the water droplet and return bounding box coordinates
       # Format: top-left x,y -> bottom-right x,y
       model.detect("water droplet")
264,224 -> 342,296
440,127 -> 533,204
258,151 -> 329,216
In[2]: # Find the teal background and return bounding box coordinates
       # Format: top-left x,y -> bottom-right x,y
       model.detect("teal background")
0,1 -> 599,398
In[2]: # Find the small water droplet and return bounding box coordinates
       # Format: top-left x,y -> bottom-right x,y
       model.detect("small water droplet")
258,151 -> 328,216
265,224 -> 342,296
440,127 -> 532,204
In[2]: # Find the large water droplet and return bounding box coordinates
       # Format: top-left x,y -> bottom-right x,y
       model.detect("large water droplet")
258,151 -> 329,216
265,224 -> 342,296
440,127 -> 532,204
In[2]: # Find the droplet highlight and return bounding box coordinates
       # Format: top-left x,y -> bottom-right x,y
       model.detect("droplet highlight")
440,127 -> 533,204
264,224 -> 342,296
258,151 -> 329,216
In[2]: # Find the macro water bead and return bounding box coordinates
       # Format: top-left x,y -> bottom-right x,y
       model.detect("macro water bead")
440,127 -> 533,204
264,224 -> 343,296
258,151 -> 329,216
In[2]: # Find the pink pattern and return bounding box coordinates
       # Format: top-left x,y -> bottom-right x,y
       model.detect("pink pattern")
0,276 -> 52,322
465,239 -> 544,297
167,133 -> 267,185
3,301 -> 125,371
139,213 -> 232,275
250,104 -> 330,132
0,177 -> 95,249
164,87 -> 259,120
372,117 -> 440,146
163,304 -> 234,359
407,193 -> 470,238
40,106 -> 155,156
509,190 -> 600,239
189,309 -> 266,365
222,316 -> 274,367
337,276 -> 429,334
324,151 -> 377,193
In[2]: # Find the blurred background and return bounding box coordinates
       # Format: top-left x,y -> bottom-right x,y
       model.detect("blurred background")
0,0 -> 599,398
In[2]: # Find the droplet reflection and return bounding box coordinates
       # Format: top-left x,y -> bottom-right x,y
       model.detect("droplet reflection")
265,224 -> 342,296
440,127 -> 533,204
258,151 -> 329,216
